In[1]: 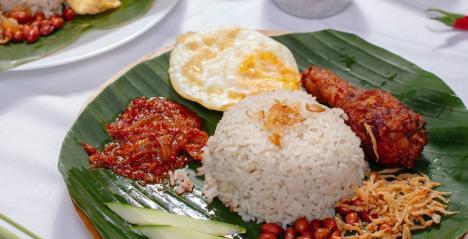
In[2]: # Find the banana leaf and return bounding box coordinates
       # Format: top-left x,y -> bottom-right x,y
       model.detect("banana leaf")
58,30 -> 468,239
0,0 -> 155,71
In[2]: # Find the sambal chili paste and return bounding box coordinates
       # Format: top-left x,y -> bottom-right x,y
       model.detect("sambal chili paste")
83,97 -> 208,184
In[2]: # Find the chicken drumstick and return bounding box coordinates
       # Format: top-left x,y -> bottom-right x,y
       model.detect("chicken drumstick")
301,66 -> 428,168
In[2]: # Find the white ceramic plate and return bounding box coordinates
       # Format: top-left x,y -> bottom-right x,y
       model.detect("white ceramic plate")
11,0 -> 178,71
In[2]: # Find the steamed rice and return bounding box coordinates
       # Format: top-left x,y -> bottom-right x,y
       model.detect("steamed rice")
199,90 -> 369,225
0,0 -> 64,16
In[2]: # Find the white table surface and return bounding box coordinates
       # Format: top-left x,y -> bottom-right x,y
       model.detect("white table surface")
0,0 -> 467,238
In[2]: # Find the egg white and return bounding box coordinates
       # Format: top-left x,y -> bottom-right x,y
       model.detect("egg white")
169,26 -> 300,111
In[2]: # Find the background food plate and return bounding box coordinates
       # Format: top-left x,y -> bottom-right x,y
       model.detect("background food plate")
10,0 -> 179,71
58,30 -> 468,239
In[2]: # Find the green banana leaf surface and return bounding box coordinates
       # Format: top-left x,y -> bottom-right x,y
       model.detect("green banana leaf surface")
58,30 -> 468,239
0,0 -> 155,71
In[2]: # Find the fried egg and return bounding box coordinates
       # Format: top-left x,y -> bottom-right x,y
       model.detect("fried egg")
169,26 -> 301,111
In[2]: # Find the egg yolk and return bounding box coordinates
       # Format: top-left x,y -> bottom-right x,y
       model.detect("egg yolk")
238,51 -> 300,93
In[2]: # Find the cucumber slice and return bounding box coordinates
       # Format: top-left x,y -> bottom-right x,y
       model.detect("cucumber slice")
106,203 -> 246,236
134,226 -> 225,239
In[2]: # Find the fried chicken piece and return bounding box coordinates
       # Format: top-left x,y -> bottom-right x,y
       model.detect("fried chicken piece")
301,66 -> 428,168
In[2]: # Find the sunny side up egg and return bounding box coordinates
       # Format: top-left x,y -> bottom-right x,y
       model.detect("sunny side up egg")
169,26 -> 301,111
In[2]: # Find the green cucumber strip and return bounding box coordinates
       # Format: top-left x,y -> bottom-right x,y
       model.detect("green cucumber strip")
106,203 -> 246,236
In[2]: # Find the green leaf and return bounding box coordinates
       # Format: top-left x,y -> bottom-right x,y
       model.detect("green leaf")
427,8 -> 465,27
0,212 -> 41,239
58,30 -> 468,239
0,0 -> 155,71
0,225 -> 22,239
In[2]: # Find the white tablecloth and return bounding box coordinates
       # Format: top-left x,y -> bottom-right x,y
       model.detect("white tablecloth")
0,0 -> 467,238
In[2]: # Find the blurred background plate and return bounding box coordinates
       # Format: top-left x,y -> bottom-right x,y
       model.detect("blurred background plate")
11,0 -> 179,71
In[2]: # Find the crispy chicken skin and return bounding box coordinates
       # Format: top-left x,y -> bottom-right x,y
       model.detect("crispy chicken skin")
301,66 -> 428,168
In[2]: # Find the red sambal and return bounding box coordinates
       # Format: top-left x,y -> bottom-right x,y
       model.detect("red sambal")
83,97 -> 208,184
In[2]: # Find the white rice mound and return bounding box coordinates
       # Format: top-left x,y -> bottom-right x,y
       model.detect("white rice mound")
0,0 -> 64,16
199,90 -> 369,225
